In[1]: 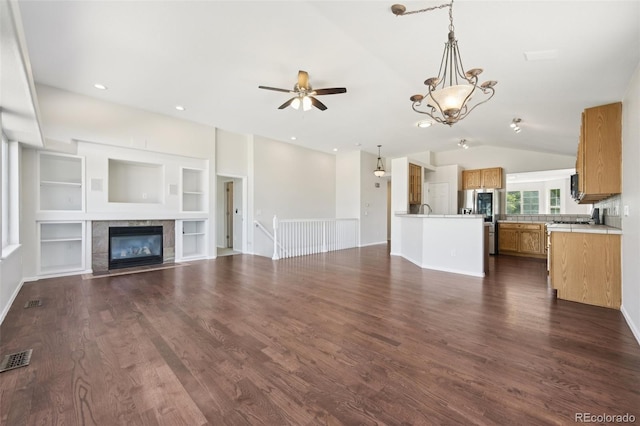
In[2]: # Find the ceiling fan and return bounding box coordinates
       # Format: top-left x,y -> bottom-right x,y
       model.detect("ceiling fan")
258,70 -> 347,111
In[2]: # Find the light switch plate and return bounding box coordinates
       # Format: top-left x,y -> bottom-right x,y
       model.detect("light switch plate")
624,205 -> 630,216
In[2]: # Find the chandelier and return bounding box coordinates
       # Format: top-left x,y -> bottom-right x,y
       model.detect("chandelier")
374,145 -> 386,177
392,1 -> 497,126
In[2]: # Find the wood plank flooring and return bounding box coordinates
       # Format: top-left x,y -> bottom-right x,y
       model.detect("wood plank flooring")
1,245 -> 639,425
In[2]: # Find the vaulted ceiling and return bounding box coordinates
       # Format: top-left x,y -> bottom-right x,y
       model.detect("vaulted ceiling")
15,1 -> 640,158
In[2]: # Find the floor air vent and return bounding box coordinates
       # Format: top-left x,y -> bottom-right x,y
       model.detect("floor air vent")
0,349 -> 33,373
24,300 -> 42,308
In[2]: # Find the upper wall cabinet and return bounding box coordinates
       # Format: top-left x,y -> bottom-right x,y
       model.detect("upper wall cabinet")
575,102 -> 622,203
462,167 -> 503,190
39,152 -> 84,211
408,163 -> 422,205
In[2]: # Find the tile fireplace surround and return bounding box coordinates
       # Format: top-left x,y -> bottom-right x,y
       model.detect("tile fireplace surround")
92,220 -> 175,273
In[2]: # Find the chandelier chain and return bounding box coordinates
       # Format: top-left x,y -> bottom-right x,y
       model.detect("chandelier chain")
397,1 -> 451,16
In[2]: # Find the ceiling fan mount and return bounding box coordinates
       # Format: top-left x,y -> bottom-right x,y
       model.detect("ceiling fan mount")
259,70 -> 347,111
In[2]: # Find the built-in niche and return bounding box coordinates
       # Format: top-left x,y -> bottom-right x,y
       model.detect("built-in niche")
108,159 -> 163,204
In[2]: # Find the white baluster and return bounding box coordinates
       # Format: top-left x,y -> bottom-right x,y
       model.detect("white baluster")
272,215 -> 280,260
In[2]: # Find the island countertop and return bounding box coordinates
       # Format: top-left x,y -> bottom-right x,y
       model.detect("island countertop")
396,213 -> 485,219
547,223 -> 622,234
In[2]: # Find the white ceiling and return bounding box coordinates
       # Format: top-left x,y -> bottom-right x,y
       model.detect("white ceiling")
15,1 -> 640,158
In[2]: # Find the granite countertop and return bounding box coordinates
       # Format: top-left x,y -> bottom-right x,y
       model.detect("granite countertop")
546,223 -> 622,234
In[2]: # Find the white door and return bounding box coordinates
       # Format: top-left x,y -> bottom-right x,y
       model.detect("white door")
427,182 -> 450,214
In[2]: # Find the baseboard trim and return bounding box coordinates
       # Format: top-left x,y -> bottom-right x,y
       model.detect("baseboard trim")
359,241 -> 387,248
0,279 -> 25,326
621,305 -> 640,347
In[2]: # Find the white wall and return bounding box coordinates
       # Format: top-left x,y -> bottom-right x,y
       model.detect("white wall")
36,85 -> 215,159
359,151 -> 388,246
434,145 -> 575,173
622,63 -> 640,345
390,157 -> 409,255
335,151 -> 360,219
0,246 -> 23,324
252,136 -> 336,257
424,164 -> 461,214
216,128 -> 249,176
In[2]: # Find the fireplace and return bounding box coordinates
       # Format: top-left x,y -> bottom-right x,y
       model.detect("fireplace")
108,226 -> 164,270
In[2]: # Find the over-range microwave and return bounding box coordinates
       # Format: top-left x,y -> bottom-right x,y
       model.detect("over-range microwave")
570,173 -> 579,200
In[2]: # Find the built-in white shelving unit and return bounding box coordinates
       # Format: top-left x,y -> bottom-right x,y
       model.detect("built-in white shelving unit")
176,219 -> 207,260
108,159 -> 164,204
39,152 -> 84,211
181,168 -> 205,212
38,222 -> 85,275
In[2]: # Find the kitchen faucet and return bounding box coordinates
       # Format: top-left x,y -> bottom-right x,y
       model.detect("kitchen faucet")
420,203 -> 432,215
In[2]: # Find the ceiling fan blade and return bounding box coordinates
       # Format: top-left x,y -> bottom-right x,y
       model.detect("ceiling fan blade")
278,97 -> 296,109
297,70 -> 309,90
309,96 -> 327,111
258,85 -> 291,93
313,87 -> 347,96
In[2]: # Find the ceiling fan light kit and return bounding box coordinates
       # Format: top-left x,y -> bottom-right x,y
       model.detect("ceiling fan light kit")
392,0 -> 497,126
259,70 -> 347,111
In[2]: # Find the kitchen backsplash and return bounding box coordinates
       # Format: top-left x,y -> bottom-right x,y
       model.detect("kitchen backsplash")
498,214 -> 591,222
497,194 -> 622,229
596,194 -> 622,228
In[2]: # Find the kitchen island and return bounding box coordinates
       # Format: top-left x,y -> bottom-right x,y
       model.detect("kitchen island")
391,214 -> 489,277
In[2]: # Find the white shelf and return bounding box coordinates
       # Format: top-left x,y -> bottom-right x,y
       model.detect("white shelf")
39,152 -> 84,211
181,168 -> 205,212
40,180 -> 82,187
38,222 -> 85,275
176,219 -> 207,260
41,238 -> 83,243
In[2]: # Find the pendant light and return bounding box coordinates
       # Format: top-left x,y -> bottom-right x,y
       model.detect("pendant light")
374,145 -> 386,177
392,0 -> 497,126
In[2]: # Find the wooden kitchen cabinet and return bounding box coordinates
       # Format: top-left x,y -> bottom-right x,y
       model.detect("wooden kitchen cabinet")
550,232 -> 621,309
481,167 -> 503,189
409,163 -> 422,205
462,167 -> 503,190
575,102 -> 621,203
498,222 -> 545,259
462,169 -> 482,190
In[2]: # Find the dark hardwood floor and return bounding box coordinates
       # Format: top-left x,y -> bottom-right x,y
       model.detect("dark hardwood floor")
1,246 -> 639,425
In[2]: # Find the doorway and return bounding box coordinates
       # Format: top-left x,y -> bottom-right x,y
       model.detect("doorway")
225,181 -> 233,248
216,175 -> 246,257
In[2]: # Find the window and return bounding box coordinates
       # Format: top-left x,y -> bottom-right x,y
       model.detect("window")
522,191 -> 539,214
506,191 -> 521,214
507,190 -> 539,214
549,188 -> 561,214
1,135 -> 19,253
1,136 -> 8,249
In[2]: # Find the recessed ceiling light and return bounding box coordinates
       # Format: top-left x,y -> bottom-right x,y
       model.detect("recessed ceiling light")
333,148 -> 338,152
175,105 -> 185,111
355,143 -> 362,146
417,120 -> 432,128
93,83 -> 107,90
291,136 -> 297,141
